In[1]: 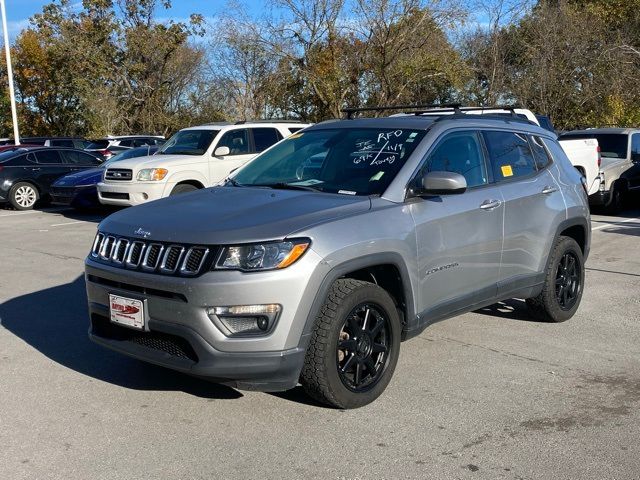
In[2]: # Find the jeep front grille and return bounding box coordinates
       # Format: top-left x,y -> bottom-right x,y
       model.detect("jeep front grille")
90,233 -> 212,276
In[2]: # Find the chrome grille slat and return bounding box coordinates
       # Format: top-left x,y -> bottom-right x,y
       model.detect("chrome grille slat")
142,244 -> 164,271
180,247 -> 209,276
111,239 -> 130,264
125,241 -> 146,268
90,234 -> 210,276
160,246 -> 185,274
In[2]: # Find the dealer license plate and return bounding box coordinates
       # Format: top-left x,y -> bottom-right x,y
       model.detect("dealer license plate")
109,294 -> 145,330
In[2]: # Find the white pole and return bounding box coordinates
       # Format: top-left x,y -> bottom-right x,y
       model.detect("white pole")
0,0 -> 19,145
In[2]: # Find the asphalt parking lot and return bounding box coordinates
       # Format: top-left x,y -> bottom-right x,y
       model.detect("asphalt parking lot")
1,205 -> 640,480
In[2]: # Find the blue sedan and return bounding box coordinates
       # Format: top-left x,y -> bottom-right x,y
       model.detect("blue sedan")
50,146 -> 158,209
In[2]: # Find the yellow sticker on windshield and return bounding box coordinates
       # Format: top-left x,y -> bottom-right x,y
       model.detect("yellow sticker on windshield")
501,165 -> 514,177
288,133 -> 304,139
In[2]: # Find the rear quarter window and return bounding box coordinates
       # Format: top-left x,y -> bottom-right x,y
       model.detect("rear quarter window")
529,135 -> 552,169
482,131 -> 537,181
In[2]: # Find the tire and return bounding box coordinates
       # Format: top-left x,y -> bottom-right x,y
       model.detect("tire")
9,182 -> 39,210
605,186 -> 624,215
526,236 -> 584,323
170,183 -> 198,196
300,279 -> 401,409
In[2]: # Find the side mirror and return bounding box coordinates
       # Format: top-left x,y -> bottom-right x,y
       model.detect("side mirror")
214,146 -> 230,157
631,152 -> 640,163
416,171 -> 467,196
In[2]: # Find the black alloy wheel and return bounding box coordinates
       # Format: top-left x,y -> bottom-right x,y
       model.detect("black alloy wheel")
337,303 -> 391,392
555,251 -> 581,310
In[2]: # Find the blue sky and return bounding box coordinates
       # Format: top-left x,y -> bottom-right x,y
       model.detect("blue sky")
3,0 -> 266,40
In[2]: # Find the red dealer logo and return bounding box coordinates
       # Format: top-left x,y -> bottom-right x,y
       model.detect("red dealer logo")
111,303 -> 140,315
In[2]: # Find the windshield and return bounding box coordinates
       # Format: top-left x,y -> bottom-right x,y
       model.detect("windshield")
231,128 -> 426,196
157,129 -> 218,155
560,133 -> 628,158
87,140 -> 109,149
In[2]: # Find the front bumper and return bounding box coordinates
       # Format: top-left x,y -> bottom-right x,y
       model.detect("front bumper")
97,181 -> 167,206
85,248 -> 327,390
50,185 -> 98,208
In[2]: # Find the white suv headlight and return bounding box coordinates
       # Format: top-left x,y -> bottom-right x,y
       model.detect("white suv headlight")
137,168 -> 168,181
215,239 -> 310,271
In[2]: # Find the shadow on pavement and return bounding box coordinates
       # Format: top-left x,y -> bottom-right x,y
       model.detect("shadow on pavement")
474,298 -> 539,322
0,275 -> 242,400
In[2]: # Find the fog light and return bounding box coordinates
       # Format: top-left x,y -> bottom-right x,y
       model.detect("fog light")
207,304 -> 281,336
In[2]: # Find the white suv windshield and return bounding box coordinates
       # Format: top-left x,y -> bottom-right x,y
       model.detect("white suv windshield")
231,128 -> 426,196
157,130 -> 219,156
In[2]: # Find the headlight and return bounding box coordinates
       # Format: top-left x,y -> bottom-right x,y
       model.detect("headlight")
137,168 -> 168,181
215,239 -> 310,271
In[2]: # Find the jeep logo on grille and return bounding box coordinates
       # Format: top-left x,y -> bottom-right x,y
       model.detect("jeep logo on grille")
134,228 -> 151,238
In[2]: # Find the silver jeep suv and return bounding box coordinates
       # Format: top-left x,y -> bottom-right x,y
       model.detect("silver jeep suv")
85,112 -> 590,408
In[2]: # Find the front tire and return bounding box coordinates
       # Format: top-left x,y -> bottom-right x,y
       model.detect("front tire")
300,279 -> 401,409
170,183 -> 198,196
9,182 -> 39,210
526,236 -> 584,322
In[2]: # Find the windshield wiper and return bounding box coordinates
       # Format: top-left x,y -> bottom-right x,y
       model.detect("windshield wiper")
252,182 -> 322,192
225,177 -> 243,187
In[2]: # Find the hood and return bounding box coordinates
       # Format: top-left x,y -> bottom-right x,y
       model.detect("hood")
53,167 -> 103,186
109,153 -> 204,171
99,186 -> 372,244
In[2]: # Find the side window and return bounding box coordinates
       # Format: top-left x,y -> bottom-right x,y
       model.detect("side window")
631,134 -> 640,161
35,150 -> 63,164
133,139 -> 151,147
422,130 -> 488,188
541,137 -> 573,168
483,131 -> 537,181
252,128 -> 282,153
63,150 -> 101,165
217,129 -> 249,156
288,127 -> 303,134
51,139 -> 74,148
529,135 -> 552,170
118,139 -> 134,147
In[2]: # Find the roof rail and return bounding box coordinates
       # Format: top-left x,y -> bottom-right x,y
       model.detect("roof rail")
341,103 -> 462,119
410,105 -> 523,117
234,119 -> 305,125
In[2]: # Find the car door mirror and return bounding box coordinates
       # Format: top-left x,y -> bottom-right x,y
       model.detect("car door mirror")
631,152 -> 640,163
417,171 -> 467,196
214,146 -> 230,157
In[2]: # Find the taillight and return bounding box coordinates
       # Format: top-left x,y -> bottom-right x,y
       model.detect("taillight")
100,149 -> 113,159
597,145 -> 601,167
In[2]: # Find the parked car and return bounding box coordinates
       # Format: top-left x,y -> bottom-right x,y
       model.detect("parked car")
50,145 -> 158,210
392,106 -> 602,198
559,128 -> 640,212
0,144 -> 42,153
85,110 -> 590,408
97,121 -> 309,206
21,136 -> 91,149
85,135 -> 164,161
0,147 -> 102,210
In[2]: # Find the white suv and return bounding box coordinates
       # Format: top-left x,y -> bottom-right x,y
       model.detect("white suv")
97,121 -> 309,206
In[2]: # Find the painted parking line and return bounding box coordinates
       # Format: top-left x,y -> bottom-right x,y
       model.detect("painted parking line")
592,216 -> 640,231
0,207 -> 71,218
49,221 -> 87,227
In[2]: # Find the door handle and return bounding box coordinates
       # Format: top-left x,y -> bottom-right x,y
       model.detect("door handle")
541,186 -> 558,194
480,199 -> 501,210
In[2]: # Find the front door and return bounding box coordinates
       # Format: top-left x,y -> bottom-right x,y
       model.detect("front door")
209,128 -> 255,184
409,130 -> 504,322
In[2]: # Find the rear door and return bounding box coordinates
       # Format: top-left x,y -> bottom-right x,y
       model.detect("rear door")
482,130 -> 565,294
61,150 -> 102,171
410,129 -> 504,320
627,133 -> 640,190
209,128 -> 254,183
32,150 -> 71,191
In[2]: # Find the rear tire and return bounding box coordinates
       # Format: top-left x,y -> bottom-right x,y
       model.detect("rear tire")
300,279 -> 401,409
170,183 -> 198,196
605,185 -> 624,214
9,182 -> 39,210
526,236 -> 584,323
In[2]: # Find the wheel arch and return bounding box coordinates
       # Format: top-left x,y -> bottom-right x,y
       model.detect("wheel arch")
301,253 -> 416,342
